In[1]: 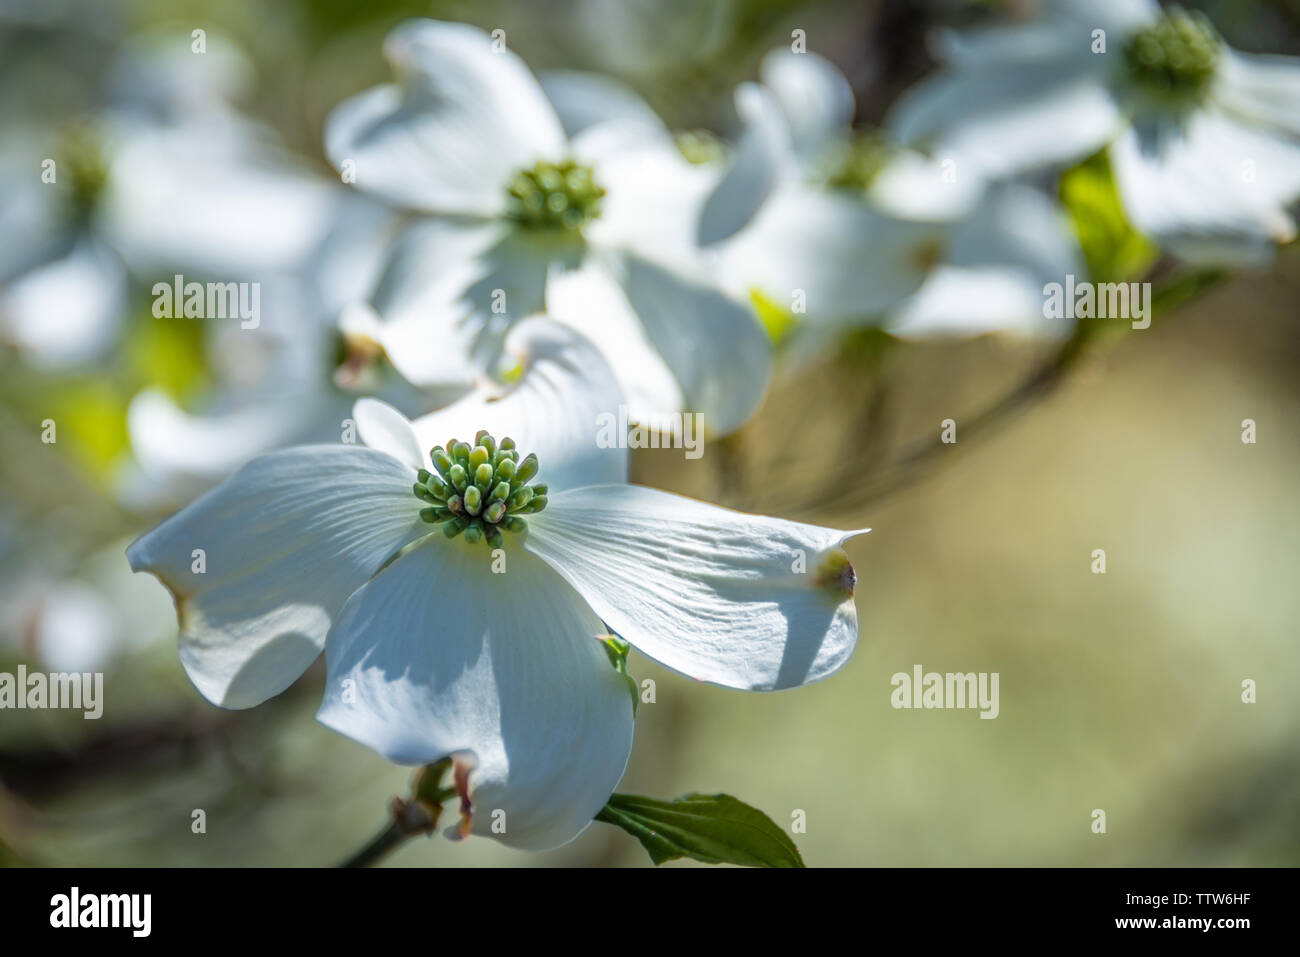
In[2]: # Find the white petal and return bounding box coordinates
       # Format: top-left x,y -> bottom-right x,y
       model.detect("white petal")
411,317 -> 628,490
127,389 -> 322,490
101,120 -> 339,276
890,265 -> 1066,338
720,183 -> 945,323
317,538 -> 634,850
126,446 -> 427,708
0,236 -> 125,369
888,60 -> 1120,178
538,69 -> 667,143
891,183 -> 1081,336
697,82 -> 790,246
525,485 -> 867,691
324,19 -> 565,216
945,182 -> 1084,287
309,194 -> 398,316
933,0 -> 1156,66
549,252 -> 772,437
584,139 -> 717,256
354,396 -> 425,470
545,256 -> 685,427
1218,50 -> 1300,138
1111,113 -> 1300,267
759,48 -> 854,164
370,219 -> 554,389
604,251 -> 772,437
867,149 -> 985,222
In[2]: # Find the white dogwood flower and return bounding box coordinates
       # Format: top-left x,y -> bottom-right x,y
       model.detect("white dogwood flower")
324,18 -> 773,436
127,318 -> 865,850
705,47 -> 1083,337
889,0 -> 1300,266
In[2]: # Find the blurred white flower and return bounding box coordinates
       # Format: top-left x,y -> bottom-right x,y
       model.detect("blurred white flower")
113,187 -> 404,512
706,47 -> 1083,338
0,32 -> 415,510
572,0 -> 733,77
324,18 -> 773,436
885,183 -> 1085,337
0,124 -> 127,368
127,318 -> 864,850
0,32 -> 343,370
889,0 -> 1300,266
0,540 -> 174,672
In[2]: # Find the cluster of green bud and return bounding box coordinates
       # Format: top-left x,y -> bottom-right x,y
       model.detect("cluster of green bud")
505,159 -> 605,232
1122,8 -> 1220,108
825,130 -> 894,193
413,430 -> 548,548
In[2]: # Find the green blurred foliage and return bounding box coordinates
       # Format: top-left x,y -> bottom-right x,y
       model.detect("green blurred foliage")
1060,151 -> 1159,286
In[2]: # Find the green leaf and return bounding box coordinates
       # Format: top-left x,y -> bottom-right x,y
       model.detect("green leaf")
749,287 -> 799,345
124,310 -> 210,403
1060,148 -> 1158,285
595,792 -> 805,868
598,633 -> 638,717
45,378 -> 130,478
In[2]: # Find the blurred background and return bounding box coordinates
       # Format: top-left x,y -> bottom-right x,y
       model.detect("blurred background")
1,0 -> 1297,866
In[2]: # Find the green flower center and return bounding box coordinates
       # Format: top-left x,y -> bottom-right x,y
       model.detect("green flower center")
824,131 -> 894,193
59,124 -> 109,221
506,159 -> 605,232
413,430 -> 548,548
676,129 -> 726,166
1122,8 -> 1220,108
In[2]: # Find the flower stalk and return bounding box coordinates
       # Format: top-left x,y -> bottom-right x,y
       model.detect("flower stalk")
338,759 -> 460,868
